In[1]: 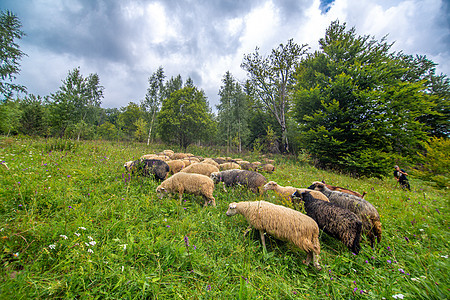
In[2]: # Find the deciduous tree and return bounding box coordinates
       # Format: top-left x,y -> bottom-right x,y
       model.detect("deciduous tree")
241,39 -> 308,152
158,86 -> 214,149
0,10 -> 26,100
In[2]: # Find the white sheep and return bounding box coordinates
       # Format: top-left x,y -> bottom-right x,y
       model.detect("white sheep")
202,158 -> 220,168
156,172 -> 216,207
166,159 -> 185,175
226,201 -> 321,270
180,162 -> 220,176
263,181 -> 329,202
219,162 -> 241,171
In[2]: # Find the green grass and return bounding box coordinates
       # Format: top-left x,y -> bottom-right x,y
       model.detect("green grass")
0,137 -> 448,299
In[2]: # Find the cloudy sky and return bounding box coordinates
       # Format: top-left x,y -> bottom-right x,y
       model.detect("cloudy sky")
1,0 -> 449,112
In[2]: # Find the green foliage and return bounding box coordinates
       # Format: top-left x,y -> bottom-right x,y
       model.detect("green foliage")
133,118 -> 148,142
0,10 -> 26,100
97,121 -> 117,141
48,67 -> 104,137
414,137 -> 450,188
0,137 -> 448,298
18,94 -> 48,136
217,71 -> 250,153
158,87 -> 214,149
293,21 -> 439,177
241,39 -> 309,152
0,98 -> 21,135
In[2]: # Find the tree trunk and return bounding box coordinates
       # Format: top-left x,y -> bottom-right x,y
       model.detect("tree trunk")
147,110 -> 157,146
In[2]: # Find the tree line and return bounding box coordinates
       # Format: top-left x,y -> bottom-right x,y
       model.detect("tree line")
1,11 -> 449,179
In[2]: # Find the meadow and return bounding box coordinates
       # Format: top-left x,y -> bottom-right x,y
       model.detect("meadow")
0,137 -> 448,299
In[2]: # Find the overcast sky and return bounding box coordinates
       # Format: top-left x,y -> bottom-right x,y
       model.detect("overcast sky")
1,0 -> 449,112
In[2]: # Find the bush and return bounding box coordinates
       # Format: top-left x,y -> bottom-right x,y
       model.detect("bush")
414,137 -> 450,188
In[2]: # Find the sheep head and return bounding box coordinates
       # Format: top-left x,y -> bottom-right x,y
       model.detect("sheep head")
124,161 -> 134,171
308,181 -> 324,191
210,172 -> 221,183
226,202 -> 238,216
156,186 -> 167,199
263,181 -> 278,191
291,190 -> 302,199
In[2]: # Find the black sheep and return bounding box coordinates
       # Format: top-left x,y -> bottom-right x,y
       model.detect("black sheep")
210,169 -> 267,194
125,159 -> 169,180
308,182 -> 382,247
292,190 -> 362,254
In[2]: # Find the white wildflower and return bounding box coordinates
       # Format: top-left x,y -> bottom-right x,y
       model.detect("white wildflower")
411,278 -> 419,281
85,242 -> 90,247
89,241 -> 96,246
87,248 -> 94,253
441,255 -> 448,258
74,232 -> 81,237
419,229 -> 424,232
392,294 -> 404,299
59,235 -> 68,240
120,244 -> 127,250
88,236 -> 93,240
78,227 -> 87,230
49,244 -> 56,249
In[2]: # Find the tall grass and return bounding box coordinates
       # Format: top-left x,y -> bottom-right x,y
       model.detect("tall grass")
0,137 -> 448,299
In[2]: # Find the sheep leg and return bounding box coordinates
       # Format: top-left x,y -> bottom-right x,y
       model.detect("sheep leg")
259,229 -> 267,251
243,226 -> 253,237
312,252 -> 321,270
303,252 -> 312,266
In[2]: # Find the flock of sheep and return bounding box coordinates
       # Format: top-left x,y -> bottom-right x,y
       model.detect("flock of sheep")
124,150 -> 381,271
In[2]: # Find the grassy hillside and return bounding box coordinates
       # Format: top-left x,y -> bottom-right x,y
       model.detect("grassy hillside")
0,137 -> 448,299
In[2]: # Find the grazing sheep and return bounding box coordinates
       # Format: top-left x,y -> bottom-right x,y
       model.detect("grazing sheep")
202,158 -> 220,168
236,160 -> 250,166
210,169 -> 267,194
171,153 -> 188,160
156,172 -> 216,206
212,158 -> 227,165
315,181 -> 367,198
226,201 -> 321,270
308,182 -> 382,246
124,159 -> 170,180
180,162 -> 220,177
240,162 -> 257,171
162,149 -> 174,157
166,160 -> 185,175
292,190 -> 362,254
257,163 -> 275,173
219,162 -> 241,171
263,181 -> 329,202
263,158 -> 275,164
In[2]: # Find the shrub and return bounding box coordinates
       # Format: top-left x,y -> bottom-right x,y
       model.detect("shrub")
414,137 -> 450,188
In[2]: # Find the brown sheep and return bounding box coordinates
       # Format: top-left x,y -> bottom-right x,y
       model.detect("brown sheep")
314,181 -> 367,198
156,172 -> 216,206
226,201 -> 321,270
